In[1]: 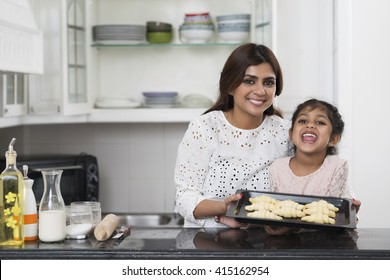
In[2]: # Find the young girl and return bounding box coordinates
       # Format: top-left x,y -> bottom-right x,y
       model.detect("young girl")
267,99 -> 361,235
270,98 -> 354,196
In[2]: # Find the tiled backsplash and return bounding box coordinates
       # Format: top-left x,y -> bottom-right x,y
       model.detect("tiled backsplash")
0,123 -> 189,213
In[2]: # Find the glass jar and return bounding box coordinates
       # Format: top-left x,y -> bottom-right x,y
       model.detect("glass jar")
38,170 -> 66,242
65,204 -> 93,239
71,201 -> 101,227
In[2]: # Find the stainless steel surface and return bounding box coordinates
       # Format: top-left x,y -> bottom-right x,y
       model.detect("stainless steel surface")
107,213 -> 184,228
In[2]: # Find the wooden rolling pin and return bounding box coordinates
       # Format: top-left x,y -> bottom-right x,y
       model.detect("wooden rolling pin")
94,214 -> 119,241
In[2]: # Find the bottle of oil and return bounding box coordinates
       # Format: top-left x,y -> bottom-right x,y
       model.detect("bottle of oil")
0,138 -> 24,246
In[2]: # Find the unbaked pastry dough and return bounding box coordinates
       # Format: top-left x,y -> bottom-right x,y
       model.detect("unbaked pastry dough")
245,195 -> 340,224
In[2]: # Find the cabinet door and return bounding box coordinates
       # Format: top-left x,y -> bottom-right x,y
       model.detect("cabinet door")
0,73 -> 27,117
29,0 -> 91,116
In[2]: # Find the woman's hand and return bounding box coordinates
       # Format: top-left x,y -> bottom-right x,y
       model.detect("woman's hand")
215,193 -> 246,228
193,193 -> 243,219
264,225 -> 300,236
193,193 -> 244,228
223,193 -> 243,211
215,215 -> 247,228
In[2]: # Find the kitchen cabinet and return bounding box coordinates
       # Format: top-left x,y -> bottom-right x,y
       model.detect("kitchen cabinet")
2,0 -> 274,125
0,72 -> 27,117
88,0 -> 274,122
28,0 -> 91,116
0,0 -> 43,74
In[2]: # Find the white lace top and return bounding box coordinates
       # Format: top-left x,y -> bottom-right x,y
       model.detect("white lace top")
270,155 -> 355,198
174,110 -> 292,227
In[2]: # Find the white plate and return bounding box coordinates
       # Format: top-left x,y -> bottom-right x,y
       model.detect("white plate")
95,99 -> 141,108
143,102 -> 179,108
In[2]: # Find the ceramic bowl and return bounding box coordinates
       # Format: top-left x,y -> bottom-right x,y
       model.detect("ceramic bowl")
216,14 -> 251,22
146,21 -> 172,32
184,12 -> 211,23
218,30 -> 250,43
179,28 -> 214,43
147,32 -> 173,43
179,23 -> 214,30
217,22 -> 250,32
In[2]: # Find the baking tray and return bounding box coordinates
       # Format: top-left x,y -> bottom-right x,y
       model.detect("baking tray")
226,190 -> 357,230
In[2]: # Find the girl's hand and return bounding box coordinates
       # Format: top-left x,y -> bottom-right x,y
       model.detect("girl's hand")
352,198 -> 361,213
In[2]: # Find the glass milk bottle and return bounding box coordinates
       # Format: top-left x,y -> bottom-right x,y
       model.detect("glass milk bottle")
0,138 -> 24,246
38,170 -> 66,242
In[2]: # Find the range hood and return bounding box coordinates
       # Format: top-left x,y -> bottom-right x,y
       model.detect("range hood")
0,0 -> 43,74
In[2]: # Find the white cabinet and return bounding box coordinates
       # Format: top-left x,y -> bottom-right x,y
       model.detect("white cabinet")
0,72 -> 27,117
2,0 -> 274,124
0,0 -> 43,74
28,0 -> 91,116
88,0 -> 274,122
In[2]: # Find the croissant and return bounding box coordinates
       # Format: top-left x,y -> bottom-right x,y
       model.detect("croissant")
247,209 -> 283,220
301,214 -> 336,224
249,195 -> 277,204
274,199 -> 305,210
303,206 -> 336,218
272,207 -> 305,218
245,201 -> 276,211
304,200 -> 339,212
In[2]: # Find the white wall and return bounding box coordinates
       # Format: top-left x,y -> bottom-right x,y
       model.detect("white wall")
0,123 -> 188,213
275,0 -> 334,117
335,0 -> 390,228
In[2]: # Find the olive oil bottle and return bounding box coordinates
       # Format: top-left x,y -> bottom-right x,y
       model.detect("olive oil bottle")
0,138 -> 24,246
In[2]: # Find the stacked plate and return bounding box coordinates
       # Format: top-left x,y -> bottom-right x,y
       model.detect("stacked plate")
93,24 -> 146,44
95,98 -> 141,108
142,92 -> 179,108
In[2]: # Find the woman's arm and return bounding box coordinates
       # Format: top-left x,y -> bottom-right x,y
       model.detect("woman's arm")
174,118 -> 214,225
193,193 -> 243,218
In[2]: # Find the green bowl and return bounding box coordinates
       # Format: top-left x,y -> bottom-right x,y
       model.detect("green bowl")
146,21 -> 172,32
147,32 -> 173,44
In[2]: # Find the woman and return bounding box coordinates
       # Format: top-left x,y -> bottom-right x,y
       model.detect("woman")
174,43 -> 292,228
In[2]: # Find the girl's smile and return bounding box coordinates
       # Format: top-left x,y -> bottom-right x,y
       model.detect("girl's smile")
291,107 -> 334,156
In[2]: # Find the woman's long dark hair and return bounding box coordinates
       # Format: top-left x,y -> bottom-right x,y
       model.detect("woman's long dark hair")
204,43 -> 284,117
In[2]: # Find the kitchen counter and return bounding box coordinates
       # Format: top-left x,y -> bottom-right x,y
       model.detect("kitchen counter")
1,227 -> 390,260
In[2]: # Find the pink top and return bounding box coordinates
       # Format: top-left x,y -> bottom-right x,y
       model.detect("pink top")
269,155 -> 355,199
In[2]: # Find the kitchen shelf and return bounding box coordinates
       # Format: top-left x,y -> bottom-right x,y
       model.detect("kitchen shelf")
91,42 -> 246,48
88,107 -> 206,123
0,108 -> 205,128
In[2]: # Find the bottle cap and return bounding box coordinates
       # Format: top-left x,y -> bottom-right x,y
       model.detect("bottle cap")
23,165 -> 29,179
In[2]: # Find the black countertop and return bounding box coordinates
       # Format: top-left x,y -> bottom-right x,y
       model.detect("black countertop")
1,227 -> 390,260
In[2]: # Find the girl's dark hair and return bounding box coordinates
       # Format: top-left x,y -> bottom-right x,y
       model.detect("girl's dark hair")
291,99 -> 344,155
204,43 -> 283,117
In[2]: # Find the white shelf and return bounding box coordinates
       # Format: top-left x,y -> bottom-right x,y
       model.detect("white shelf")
0,108 -> 205,128
88,108 -> 206,123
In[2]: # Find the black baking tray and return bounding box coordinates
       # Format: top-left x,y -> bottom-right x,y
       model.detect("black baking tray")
226,190 -> 357,230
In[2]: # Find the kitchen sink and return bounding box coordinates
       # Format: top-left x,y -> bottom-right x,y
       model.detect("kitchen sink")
107,213 -> 184,228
